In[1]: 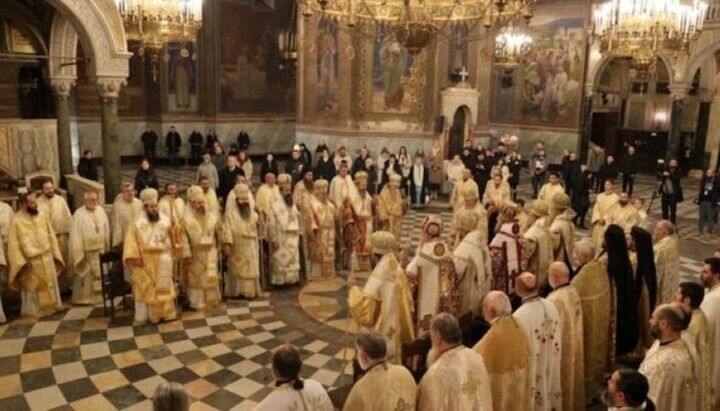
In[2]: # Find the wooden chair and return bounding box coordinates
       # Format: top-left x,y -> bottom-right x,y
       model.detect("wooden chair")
459,312 -> 490,348
401,336 -> 431,383
99,249 -> 132,324
328,359 -> 364,409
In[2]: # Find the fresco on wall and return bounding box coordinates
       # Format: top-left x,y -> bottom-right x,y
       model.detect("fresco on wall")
316,19 -> 339,112
166,41 -> 197,112
491,6 -> 586,127
127,41 -> 144,88
218,0 -> 295,114
447,23 -> 470,81
371,25 -> 415,112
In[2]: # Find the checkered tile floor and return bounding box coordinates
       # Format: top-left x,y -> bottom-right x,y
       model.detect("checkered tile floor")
0,300 -> 354,410
0,166 -> 714,410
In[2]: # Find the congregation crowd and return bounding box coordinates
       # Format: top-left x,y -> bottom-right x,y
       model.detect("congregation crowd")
2,128 -> 720,411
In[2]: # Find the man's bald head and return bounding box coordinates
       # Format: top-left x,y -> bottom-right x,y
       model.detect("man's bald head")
651,303 -> 686,335
515,272 -> 538,298
482,291 -> 512,322
548,262 -> 570,289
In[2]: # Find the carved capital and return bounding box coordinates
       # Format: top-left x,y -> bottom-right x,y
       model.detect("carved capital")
668,83 -> 691,100
698,89 -> 715,103
95,77 -> 127,102
49,78 -> 75,100
584,84 -> 595,98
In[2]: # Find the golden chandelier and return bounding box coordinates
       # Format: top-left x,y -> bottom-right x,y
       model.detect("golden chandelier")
593,0 -> 708,76
300,0 -> 536,55
494,24 -> 533,69
114,0 -> 203,51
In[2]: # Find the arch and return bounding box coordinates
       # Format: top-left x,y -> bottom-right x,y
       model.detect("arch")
1,2 -> 49,55
448,105 -> 471,158
48,14 -> 79,80
44,0 -> 130,80
682,29 -> 720,85
588,53 -> 675,92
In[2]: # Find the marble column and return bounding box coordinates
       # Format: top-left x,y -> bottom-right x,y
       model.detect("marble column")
693,91 -> 713,169
618,91 -> 628,128
50,79 -> 75,188
97,78 -> 126,202
666,84 -> 690,161
579,88 -> 594,164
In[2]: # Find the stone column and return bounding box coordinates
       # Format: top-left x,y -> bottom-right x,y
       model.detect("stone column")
97,78 -> 126,202
666,84 -> 690,160
693,91 -> 713,169
50,79 -> 75,188
579,86 -> 594,164
618,91 -> 629,128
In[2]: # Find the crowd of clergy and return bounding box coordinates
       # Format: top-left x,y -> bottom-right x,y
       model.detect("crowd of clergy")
0,144 -> 719,411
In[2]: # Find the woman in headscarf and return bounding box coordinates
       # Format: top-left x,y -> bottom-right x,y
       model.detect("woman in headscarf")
629,226 -> 658,351
601,224 -> 640,363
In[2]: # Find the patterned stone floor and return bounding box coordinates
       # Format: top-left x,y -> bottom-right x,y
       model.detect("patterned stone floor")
0,166 -> 716,410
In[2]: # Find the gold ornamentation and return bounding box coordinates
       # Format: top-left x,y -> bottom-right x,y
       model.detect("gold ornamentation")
593,0 -> 708,77
346,45 -> 356,60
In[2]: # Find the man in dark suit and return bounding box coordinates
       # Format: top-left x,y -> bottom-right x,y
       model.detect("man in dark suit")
189,130 -> 204,163
141,127 -> 158,161
165,125 -> 182,167
218,155 -> 245,202
659,158 -> 683,224
621,145 -> 639,196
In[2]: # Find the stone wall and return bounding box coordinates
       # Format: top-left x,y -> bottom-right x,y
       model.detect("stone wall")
66,174 -> 105,210
76,119 -> 296,160
0,119 -> 59,181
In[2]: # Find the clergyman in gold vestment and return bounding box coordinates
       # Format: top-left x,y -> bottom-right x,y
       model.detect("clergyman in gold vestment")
473,291 -> 532,411
571,240 -> 611,402
343,330 -> 417,411
347,231 -> 415,362
123,189 -> 178,324
547,262 -> 585,411
639,304 -> 700,411
8,192 -> 64,318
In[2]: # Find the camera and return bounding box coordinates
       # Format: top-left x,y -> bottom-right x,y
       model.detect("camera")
656,159 -> 667,181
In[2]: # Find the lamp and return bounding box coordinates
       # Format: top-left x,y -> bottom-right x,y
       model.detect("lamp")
114,0 -> 203,82
653,110 -> 667,130
494,24 -> 532,68
593,0 -> 708,77
300,0 -> 537,55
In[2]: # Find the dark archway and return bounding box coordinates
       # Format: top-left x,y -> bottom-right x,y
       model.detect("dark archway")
448,106 -> 469,159
18,65 -> 54,119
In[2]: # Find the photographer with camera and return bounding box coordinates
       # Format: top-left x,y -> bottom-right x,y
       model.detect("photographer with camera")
697,168 -> 720,236
658,158 -> 683,224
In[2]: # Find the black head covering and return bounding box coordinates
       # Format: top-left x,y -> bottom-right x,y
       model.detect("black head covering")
630,226 -> 658,312
604,224 -> 640,357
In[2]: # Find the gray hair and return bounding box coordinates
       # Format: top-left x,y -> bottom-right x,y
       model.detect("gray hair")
430,313 -> 462,344
657,220 -> 676,236
574,240 -> 594,259
484,291 -> 512,316
354,329 -> 387,361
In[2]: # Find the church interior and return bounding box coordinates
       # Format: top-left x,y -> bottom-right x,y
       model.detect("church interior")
1,0 -> 720,410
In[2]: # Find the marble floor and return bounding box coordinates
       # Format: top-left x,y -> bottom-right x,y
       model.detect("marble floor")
0,167 -> 716,410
